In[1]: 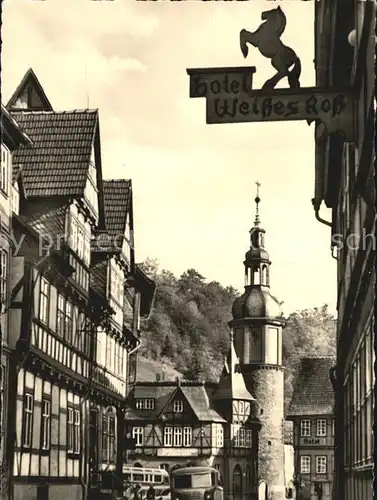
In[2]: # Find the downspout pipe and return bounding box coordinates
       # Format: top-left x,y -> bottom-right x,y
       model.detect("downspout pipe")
312,199 -> 332,227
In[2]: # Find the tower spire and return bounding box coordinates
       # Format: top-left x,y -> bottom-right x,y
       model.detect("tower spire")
254,181 -> 261,226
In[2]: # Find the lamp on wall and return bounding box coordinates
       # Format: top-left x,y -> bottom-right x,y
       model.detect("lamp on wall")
348,29 -> 357,47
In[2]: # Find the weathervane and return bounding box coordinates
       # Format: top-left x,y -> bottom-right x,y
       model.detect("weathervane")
239,6 -> 302,90
255,181 -> 261,226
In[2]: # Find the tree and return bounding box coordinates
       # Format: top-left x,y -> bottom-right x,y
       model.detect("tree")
139,260 -> 336,415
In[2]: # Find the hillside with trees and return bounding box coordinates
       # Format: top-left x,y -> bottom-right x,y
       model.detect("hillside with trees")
138,258 -> 336,413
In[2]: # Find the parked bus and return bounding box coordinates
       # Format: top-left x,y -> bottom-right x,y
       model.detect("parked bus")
122,466 -> 171,500
170,466 -> 223,500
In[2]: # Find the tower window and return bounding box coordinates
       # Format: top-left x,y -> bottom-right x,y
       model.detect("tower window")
253,267 -> 260,285
261,265 -> 268,286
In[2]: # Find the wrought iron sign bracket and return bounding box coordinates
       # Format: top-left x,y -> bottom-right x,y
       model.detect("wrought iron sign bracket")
186,66 -> 356,142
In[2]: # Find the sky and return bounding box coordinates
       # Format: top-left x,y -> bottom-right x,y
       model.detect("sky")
2,0 -> 337,316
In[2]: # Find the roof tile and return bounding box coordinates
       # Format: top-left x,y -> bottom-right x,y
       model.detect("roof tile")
103,179 -> 131,238
10,110 -> 98,197
287,357 -> 335,417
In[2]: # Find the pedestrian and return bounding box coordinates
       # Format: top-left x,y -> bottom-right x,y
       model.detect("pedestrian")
147,485 -> 156,500
133,484 -> 142,500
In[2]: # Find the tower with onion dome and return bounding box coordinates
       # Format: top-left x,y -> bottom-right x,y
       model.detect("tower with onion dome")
229,183 -> 286,500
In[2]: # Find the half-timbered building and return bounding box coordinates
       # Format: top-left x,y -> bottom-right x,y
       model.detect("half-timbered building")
89,179 -> 155,492
0,104 -> 33,497
4,69 -> 155,500
313,2 -> 375,499
125,333 -> 261,500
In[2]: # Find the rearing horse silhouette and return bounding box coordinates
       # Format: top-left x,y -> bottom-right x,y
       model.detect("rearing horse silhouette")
240,6 -> 301,90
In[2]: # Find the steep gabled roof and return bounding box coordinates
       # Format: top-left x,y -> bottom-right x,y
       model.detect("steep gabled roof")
7,68 -> 53,111
287,357 -> 335,417
212,333 -> 256,402
10,110 -> 98,197
102,179 -> 132,238
125,381 -> 226,423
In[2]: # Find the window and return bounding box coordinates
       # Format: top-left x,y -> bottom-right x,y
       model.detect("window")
68,407 -> 74,452
238,428 -> 246,447
245,429 -> 252,447
69,208 -> 91,267
39,277 -> 49,324
300,419 -> 311,437
102,415 -> 109,462
1,145 -> 10,194
300,456 -> 311,474
22,393 -> 34,448
57,295 -> 65,337
316,419 -> 327,437
0,250 -> 7,308
183,427 -> 192,447
216,425 -> 224,448
173,400 -> 184,413
73,409 -> 81,453
109,416 -> 116,462
231,424 -> 250,448
164,426 -> 191,447
316,456 -> 327,474
164,427 -> 172,447
102,415 -> 116,463
145,399 -> 154,410
232,424 -> 241,447
67,406 -> 80,454
65,301 -> 73,343
11,183 -> 19,212
56,295 -> 73,342
84,175 -> 99,217
41,399 -> 51,450
110,261 -> 124,304
332,419 -> 335,436
135,399 -> 155,410
132,427 -> 144,447
173,427 -> 182,447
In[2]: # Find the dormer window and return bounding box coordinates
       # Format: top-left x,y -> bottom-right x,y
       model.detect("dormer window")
135,399 -> 155,410
173,400 -> 184,413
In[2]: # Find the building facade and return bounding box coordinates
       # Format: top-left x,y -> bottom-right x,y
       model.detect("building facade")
3,69 -> 155,500
313,2 -> 375,499
229,195 -> 286,500
1,105 -> 33,497
125,336 -> 261,500
287,358 -> 335,500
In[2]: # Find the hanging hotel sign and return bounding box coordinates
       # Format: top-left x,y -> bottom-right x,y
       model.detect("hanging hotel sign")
186,6 -> 356,141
